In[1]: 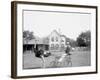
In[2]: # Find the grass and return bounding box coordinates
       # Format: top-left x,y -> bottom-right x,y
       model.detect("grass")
23,50 -> 91,69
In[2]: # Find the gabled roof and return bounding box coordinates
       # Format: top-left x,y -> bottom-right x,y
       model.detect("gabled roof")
23,29 -> 74,45
51,29 -> 61,36
50,30 -> 67,38
60,34 -> 67,38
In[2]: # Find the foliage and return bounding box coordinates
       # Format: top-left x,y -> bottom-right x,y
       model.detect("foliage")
23,30 -> 35,44
65,37 -> 77,47
76,30 -> 91,47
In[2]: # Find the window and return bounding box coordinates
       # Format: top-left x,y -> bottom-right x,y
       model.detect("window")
50,44 -> 55,50
61,44 -> 64,47
51,44 -> 54,48
61,39 -> 64,42
51,37 -> 54,42
56,37 -> 58,42
55,44 -> 59,48
54,44 -> 59,50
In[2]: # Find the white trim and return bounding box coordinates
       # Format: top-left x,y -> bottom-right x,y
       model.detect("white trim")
17,3 -> 96,76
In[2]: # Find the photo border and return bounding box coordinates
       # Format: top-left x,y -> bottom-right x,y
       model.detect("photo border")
11,1 -> 98,79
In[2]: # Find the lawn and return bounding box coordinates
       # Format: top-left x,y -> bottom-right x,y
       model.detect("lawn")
23,50 -> 91,69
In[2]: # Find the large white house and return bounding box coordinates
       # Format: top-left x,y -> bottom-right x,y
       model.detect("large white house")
48,30 -> 66,51
23,30 -> 67,52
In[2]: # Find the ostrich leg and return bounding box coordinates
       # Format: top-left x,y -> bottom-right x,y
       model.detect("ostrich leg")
40,55 -> 45,68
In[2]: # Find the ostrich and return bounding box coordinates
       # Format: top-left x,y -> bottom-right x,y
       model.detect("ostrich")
33,40 -> 51,68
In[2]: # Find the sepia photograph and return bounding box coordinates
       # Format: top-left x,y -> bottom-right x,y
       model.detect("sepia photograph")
11,1 -> 97,78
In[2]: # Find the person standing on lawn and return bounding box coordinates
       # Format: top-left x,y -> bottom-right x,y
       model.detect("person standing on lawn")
55,42 -> 72,67
65,42 -> 72,66
58,42 -> 71,65
65,42 -> 71,55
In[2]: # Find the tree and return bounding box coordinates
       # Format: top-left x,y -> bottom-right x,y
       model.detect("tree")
76,30 -> 91,47
65,37 -> 77,47
23,31 -> 35,44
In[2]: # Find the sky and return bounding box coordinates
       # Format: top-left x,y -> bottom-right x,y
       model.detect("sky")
23,10 -> 91,40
